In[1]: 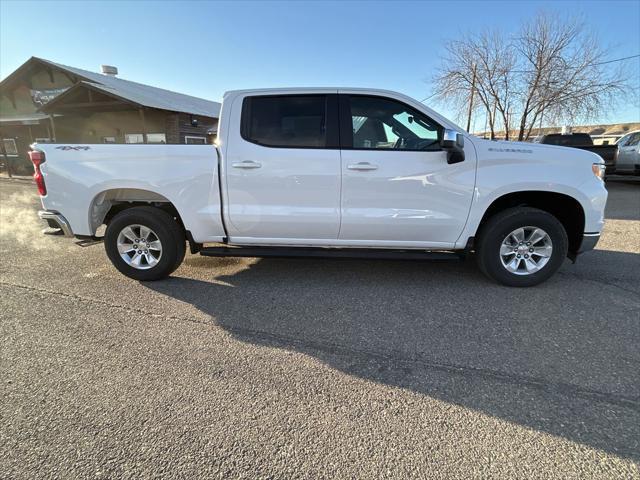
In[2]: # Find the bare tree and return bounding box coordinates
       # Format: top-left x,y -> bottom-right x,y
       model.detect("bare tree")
432,12 -> 629,141
433,31 -> 511,139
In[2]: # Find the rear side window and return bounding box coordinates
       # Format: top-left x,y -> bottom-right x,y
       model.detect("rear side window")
241,95 -> 336,148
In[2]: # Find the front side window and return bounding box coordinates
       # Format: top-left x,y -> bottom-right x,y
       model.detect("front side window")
343,95 -> 441,150
242,95 -> 328,148
617,133 -> 631,146
626,132 -> 640,147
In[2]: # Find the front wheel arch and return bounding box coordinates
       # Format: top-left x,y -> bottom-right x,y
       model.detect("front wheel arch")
475,191 -> 585,254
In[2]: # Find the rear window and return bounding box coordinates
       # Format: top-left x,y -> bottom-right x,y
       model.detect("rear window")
241,95 -> 328,148
542,134 -> 592,146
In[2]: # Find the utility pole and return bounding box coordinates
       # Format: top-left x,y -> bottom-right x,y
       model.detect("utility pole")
466,63 -> 477,133
538,112 -> 544,136
483,112 -> 488,139
490,102 -> 497,140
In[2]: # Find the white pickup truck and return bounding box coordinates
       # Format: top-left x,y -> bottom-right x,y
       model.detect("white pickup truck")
32,88 -> 607,287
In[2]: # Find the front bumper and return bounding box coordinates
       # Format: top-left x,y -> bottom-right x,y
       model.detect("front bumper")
38,210 -> 73,237
577,232 -> 600,254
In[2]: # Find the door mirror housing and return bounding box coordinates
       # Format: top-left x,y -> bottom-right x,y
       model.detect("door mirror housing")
442,129 -> 464,149
441,129 -> 465,164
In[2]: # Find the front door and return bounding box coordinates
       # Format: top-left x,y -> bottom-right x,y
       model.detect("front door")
338,93 -> 476,247
224,93 -> 342,242
617,132 -> 640,172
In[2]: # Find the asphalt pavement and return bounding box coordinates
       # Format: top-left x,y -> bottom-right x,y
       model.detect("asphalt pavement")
1,177 -> 639,479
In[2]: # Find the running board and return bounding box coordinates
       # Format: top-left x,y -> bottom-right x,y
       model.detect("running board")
199,246 -> 464,261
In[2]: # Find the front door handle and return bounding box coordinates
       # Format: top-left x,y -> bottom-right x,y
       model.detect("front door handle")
232,160 -> 262,169
347,162 -> 378,171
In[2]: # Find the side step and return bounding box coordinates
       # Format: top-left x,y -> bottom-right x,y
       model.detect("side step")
42,227 -> 65,236
75,237 -> 104,247
199,246 -> 464,261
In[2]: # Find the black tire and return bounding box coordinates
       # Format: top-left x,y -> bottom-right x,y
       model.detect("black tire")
104,206 -> 186,281
476,207 -> 568,287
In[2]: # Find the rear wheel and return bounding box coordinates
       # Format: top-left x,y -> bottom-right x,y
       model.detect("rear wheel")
476,207 -> 568,287
104,206 -> 185,281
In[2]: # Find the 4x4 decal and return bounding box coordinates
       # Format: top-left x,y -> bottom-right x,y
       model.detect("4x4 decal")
55,146 -> 91,151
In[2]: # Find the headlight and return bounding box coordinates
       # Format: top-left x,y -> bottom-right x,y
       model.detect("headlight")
592,163 -> 605,180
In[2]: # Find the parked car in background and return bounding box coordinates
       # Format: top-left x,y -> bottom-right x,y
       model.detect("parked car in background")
30,88 -> 607,287
614,130 -> 640,175
533,133 -> 618,175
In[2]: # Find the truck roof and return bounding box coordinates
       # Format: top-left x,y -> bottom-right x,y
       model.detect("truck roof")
223,87 -> 412,97
221,87 -> 465,133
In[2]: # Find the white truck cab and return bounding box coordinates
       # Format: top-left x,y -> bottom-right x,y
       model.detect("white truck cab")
32,88 -> 607,286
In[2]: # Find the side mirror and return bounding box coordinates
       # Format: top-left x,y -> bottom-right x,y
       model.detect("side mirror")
441,129 -> 465,164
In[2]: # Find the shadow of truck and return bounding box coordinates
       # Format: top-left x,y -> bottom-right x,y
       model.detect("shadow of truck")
146,250 -> 640,461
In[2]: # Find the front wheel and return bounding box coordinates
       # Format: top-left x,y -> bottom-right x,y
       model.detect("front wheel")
104,206 -> 186,281
476,207 -> 568,287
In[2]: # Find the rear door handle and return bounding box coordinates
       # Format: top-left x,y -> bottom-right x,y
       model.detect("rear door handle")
232,160 -> 262,169
347,162 -> 378,171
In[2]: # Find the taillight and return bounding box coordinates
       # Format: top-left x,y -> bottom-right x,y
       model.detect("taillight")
29,150 -> 47,196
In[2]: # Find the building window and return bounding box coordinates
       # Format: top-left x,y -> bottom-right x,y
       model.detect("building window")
125,133 -> 145,144
102,136 -> 116,144
185,136 -> 206,144
147,133 -> 166,144
2,138 -> 18,156
124,133 -> 166,144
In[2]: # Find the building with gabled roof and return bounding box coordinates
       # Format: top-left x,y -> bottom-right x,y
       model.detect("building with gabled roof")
0,57 -> 220,174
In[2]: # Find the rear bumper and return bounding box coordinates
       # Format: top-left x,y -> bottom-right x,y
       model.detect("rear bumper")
577,232 -> 600,254
38,210 -> 73,237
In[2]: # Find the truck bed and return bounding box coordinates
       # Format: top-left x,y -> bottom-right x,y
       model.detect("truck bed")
33,144 -> 226,242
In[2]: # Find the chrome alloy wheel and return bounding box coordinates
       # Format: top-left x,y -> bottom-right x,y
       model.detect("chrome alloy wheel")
116,224 -> 162,270
499,226 -> 553,276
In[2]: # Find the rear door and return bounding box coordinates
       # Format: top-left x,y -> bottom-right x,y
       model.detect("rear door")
337,93 -> 476,247
224,92 -> 342,242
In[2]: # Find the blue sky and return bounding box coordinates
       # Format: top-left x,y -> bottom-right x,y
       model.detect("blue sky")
1,0 -> 639,126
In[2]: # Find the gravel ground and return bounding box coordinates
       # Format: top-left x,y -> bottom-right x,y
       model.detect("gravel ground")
1,177 -> 639,479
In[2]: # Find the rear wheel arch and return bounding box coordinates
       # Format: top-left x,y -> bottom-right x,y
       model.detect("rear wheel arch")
89,188 -> 187,238
475,191 -> 586,254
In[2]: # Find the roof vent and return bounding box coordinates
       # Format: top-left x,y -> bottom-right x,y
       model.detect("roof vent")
101,65 -> 118,76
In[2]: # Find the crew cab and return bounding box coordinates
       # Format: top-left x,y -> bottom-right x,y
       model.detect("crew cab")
31,88 -> 607,287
